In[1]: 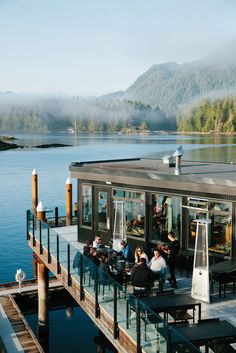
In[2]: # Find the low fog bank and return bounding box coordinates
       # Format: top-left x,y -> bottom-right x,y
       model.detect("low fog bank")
0,93 -> 176,133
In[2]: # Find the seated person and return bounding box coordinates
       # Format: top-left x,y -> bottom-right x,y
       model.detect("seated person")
83,239 -> 93,257
134,246 -> 149,264
117,240 -> 135,263
89,247 -> 100,279
130,258 -> 154,292
133,214 -> 144,228
92,235 -> 104,251
148,248 -> 167,280
98,253 -> 123,285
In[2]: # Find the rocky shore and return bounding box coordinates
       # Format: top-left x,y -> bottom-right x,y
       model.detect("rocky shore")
0,136 -> 20,151
0,136 -> 71,151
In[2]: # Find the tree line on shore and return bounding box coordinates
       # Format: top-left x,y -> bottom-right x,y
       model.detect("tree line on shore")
177,95 -> 236,133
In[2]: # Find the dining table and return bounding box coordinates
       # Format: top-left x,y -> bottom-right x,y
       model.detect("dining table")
159,319 -> 236,352
138,293 -> 201,323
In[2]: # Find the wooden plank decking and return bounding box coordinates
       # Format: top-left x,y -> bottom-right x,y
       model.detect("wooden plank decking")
0,295 -> 44,353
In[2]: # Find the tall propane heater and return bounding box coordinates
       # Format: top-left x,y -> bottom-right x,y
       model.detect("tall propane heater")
191,219 -> 211,303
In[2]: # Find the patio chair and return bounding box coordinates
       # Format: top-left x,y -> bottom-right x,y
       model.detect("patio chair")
212,271 -> 236,297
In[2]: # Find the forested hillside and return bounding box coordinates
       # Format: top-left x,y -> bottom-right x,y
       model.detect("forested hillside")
177,96 -> 236,133
105,41 -> 236,113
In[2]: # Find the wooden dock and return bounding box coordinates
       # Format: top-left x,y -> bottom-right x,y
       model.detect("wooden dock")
0,295 -> 44,353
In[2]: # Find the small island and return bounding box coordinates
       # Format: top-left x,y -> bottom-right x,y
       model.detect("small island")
0,136 -> 20,151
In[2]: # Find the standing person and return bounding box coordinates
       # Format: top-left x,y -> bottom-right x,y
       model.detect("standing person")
134,246 -> 149,264
118,240 -> 135,263
74,202 -> 78,217
166,231 -> 180,288
148,248 -> 167,281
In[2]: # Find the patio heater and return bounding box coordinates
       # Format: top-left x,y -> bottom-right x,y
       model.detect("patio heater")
113,200 -> 126,251
191,218 -> 211,303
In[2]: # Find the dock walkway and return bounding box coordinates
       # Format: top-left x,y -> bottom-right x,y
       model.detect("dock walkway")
0,295 -> 44,353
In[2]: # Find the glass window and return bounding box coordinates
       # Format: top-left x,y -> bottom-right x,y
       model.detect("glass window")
113,189 -> 145,238
209,202 -> 231,257
151,194 -> 181,242
187,201 -> 231,257
97,191 -> 107,232
81,185 -> 92,228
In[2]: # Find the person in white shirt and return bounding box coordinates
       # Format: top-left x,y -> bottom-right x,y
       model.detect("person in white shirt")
92,235 -> 103,250
148,248 -> 167,280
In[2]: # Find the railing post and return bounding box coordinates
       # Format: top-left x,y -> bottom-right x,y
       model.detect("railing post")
67,244 -> 71,286
33,214 -> 36,247
56,235 -> 60,274
79,254 -> 84,300
136,303 -> 141,353
167,327 -> 174,353
113,283 -> 119,339
26,210 -> 30,240
95,268 -> 100,318
55,207 -> 58,227
39,221 -> 43,254
47,227 -> 51,263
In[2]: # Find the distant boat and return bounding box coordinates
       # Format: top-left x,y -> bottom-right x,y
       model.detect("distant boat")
67,121 -> 78,134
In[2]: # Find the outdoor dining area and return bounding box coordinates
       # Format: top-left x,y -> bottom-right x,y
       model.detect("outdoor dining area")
73,232 -> 236,353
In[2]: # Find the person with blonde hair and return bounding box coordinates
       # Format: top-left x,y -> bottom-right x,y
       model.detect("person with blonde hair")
134,246 -> 149,264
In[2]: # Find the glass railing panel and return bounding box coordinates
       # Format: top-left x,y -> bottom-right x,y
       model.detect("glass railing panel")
98,271 -> 116,304
27,210 -> 34,234
41,221 -> 48,250
48,228 -> 58,258
70,246 -> 79,275
171,329 -> 201,353
138,300 -> 167,353
81,255 -> 97,299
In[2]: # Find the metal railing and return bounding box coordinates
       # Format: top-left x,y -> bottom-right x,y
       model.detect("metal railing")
26,210 -> 201,353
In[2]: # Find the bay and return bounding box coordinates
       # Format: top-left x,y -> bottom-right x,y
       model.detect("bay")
1,132 -> 236,353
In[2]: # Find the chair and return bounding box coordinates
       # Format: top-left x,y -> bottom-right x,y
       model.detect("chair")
212,271 -> 236,297
168,309 -> 193,323
141,311 -> 162,341
133,286 -> 150,298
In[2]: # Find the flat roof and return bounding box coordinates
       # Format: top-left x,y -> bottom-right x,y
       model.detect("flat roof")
69,159 -> 236,200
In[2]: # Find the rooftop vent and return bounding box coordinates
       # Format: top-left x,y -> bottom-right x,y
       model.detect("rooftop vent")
162,155 -> 175,167
172,145 -> 184,175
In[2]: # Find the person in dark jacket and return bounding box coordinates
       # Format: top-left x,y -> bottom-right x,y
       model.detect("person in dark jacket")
130,258 -> 154,292
166,231 -> 180,288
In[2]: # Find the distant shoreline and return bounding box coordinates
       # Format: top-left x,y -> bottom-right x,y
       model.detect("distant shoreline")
1,130 -> 236,151
0,136 -> 71,151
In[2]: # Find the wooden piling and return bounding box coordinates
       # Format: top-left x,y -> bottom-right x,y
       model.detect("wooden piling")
66,177 -> 72,226
32,169 -> 38,214
36,201 -> 46,222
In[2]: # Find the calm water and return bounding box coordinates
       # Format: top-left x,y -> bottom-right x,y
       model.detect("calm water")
1,132 -> 236,352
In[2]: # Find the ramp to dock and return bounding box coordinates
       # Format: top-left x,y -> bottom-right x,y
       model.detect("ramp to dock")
0,295 -> 44,353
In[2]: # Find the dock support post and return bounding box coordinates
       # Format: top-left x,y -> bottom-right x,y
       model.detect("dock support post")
38,260 -> 49,353
66,177 -> 72,226
37,201 -> 46,222
32,169 -> 38,214
97,330 -> 105,353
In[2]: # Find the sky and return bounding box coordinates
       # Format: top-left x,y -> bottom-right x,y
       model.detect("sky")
0,0 -> 236,96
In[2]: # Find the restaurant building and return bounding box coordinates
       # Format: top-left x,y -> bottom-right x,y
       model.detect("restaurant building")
69,155 -> 236,261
